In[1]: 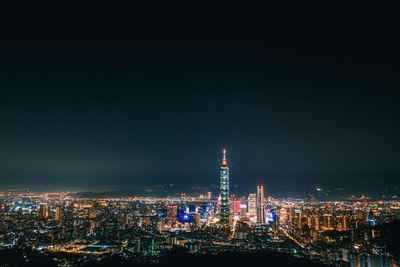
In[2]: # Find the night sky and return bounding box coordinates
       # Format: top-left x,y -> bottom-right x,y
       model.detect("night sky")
1,12 -> 399,197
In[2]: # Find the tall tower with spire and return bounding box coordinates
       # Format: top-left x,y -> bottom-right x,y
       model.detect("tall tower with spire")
220,149 -> 230,225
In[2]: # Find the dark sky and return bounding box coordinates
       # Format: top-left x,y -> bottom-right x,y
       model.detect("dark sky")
1,9 -> 400,196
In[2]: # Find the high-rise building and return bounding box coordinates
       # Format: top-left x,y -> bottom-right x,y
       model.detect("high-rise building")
272,211 -> 280,232
219,149 -> 230,225
310,214 -> 320,231
336,215 -> 349,231
323,214 -> 333,230
124,213 -> 129,227
256,185 -> 265,224
240,203 -> 247,219
55,206 -> 61,221
233,200 -> 241,215
248,193 -> 257,220
279,208 -> 288,224
167,205 -> 178,226
39,203 -> 48,218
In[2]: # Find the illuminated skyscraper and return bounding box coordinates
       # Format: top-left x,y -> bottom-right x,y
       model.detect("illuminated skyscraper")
240,203 -> 247,219
55,206 -> 61,221
167,205 -> 178,227
311,215 -> 320,231
256,185 -> 265,224
124,213 -> 129,227
272,211 -> 280,232
248,193 -> 257,220
219,149 -> 230,225
323,214 -> 333,230
39,203 -> 48,218
233,200 -> 241,216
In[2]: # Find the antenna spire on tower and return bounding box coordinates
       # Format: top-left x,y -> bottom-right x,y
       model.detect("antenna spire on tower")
222,149 -> 227,165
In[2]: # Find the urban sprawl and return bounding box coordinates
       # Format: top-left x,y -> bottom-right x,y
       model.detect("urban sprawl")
0,151 -> 399,266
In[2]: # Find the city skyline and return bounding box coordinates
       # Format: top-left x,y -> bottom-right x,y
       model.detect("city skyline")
0,147 -> 398,200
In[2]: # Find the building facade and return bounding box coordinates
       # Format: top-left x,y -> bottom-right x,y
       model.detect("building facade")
220,149 -> 230,225
256,185 -> 265,224
248,193 -> 257,221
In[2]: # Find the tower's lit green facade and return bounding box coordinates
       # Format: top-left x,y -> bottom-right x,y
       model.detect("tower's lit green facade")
220,149 -> 230,225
